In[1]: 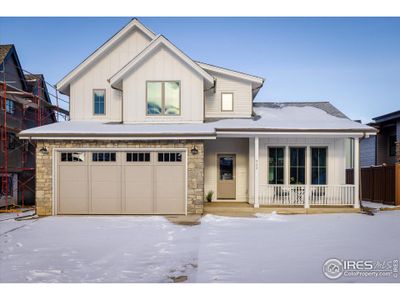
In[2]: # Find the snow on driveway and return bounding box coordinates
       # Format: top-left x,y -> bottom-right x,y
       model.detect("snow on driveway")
1,211 -> 400,283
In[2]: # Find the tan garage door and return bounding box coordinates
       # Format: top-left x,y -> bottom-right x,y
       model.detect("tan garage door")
57,150 -> 186,215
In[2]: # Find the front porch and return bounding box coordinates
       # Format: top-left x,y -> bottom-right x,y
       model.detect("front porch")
250,136 -> 361,209
203,202 -> 359,216
204,135 -> 362,210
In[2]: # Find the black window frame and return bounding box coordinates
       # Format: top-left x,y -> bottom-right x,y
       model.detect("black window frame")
268,147 -> 285,184
126,152 -> 151,162
92,152 -> 116,162
311,147 -> 327,185
157,152 -> 182,162
60,152 -> 85,162
289,147 -> 306,185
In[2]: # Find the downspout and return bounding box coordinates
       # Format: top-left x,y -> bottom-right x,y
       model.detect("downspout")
203,79 -> 216,122
358,132 -> 374,215
109,80 -> 123,123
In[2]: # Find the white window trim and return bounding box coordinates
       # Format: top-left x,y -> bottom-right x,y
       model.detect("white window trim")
265,143 -> 330,186
221,92 -> 234,112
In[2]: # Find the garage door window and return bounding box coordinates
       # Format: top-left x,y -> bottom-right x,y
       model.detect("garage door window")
126,152 -> 151,162
92,152 -> 116,162
158,152 -> 182,162
61,152 -> 85,162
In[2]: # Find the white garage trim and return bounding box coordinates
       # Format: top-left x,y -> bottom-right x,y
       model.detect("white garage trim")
52,147 -> 188,216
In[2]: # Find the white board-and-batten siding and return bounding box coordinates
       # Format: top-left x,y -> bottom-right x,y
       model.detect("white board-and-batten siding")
69,28 -> 152,122
204,138 -> 249,202
122,46 -> 204,123
247,137 -> 346,204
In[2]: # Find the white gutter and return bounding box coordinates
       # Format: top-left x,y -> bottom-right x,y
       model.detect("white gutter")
19,135 -> 217,141
216,131 -> 376,138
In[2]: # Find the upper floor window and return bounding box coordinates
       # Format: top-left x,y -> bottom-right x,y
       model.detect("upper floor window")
311,147 -> 327,185
147,81 -> 180,115
389,135 -> 396,157
6,99 -> 15,114
221,93 -> 234,112
93,89 -> 105,115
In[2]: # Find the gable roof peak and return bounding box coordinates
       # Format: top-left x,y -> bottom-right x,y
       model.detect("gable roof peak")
109,34 -> 214,87
56,18 -> 157,94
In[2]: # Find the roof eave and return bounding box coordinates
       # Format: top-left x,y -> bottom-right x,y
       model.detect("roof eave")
196,61 -> 265,85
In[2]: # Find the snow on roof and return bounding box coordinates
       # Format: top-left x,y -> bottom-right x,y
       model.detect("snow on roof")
213,105 -> 374,131
19,121 -> 216,137
19,103 -> 376,138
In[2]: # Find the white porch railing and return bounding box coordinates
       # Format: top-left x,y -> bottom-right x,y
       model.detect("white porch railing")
309,185 -> 355,206
259,184 -> 355,207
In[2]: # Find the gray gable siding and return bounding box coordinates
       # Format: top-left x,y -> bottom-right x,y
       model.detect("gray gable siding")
360,136 -> 376,167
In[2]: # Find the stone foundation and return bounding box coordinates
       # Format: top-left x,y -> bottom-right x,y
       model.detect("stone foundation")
35,140 -> 204,216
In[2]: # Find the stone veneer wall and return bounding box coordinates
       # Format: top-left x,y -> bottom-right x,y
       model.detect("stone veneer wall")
35,140 -> 204,216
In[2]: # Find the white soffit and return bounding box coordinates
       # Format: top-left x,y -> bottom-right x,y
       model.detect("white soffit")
196,61 -> 264,86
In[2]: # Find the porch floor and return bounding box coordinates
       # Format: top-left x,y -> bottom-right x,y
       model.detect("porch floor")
203,202 -> 359,217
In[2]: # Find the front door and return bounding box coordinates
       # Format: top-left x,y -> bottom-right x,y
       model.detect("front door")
217,154 -> 236,199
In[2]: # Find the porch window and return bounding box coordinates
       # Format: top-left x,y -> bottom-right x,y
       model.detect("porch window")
311,147 -> 327,184
289,147 -> 305,184
93,89 -> 105,115
146,81 -> 180,115
268,147 -> 284,184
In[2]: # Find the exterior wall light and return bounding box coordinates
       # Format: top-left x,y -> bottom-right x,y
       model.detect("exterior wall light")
39,146 -> 49,155
191,145 -> 199,155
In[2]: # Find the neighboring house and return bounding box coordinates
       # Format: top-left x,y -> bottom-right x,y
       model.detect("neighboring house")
360,110 -> 400,167
19,19 -> 376,216
0,44 -> 57,206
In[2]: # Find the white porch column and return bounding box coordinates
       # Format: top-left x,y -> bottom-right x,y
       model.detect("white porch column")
354,137 -> 360,208
284,146 -> 289,185
254,137 -> 260,208
304,146 -> 311,209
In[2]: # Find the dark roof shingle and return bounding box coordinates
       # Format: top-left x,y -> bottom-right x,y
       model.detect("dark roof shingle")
0,44 -> 13,64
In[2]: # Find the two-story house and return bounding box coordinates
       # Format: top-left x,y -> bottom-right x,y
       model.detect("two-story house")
1,44 -> 57,207
19,19 -> 376,216
360,110 -> 400,167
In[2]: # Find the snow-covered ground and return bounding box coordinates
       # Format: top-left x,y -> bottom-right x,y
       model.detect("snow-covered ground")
1,211 -> 399,283
362,200 -> 395,209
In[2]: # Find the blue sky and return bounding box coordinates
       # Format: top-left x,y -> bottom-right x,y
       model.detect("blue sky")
0,17 -> 399,122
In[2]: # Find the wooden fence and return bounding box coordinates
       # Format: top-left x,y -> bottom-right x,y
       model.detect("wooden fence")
346,165 -> 397,205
